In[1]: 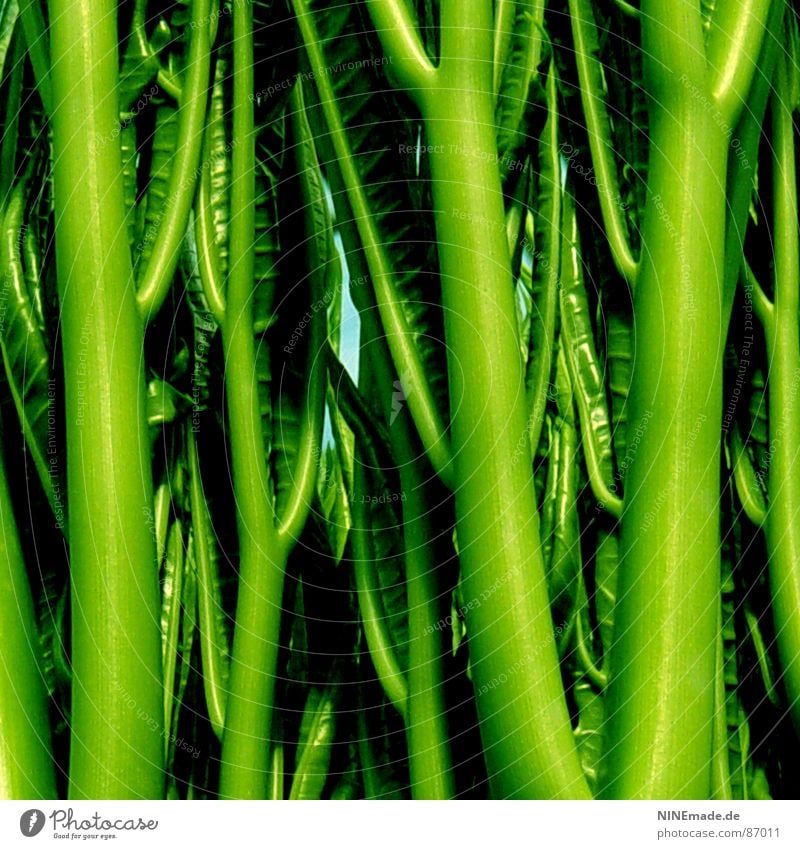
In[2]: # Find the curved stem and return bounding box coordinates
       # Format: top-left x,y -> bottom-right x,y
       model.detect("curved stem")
187,427 -> 228,741
161,520 -> 185,758
763,48 -> 800,734
0,31 -> 24,205
730,424 -> 767,526
50,0 -> 163,798
568,0 -> 638,287
352,463 -> 409,721
194,145 -> 227,326
275,302 -> 326,547
612,0 -> 640,17
421,1 -> 589,799
560,191 -> 623,518
720,0 -> 783,323
602,0 -> 727,799
710,604 -> 733,800
277,84 -> 330,550
0,421 -> 56,799
492,0 -> 517,98
363,0 -> 437,98
136,0 -> 211,322
525,63 -> 560,457
398,443 -> 455,799
19,0 -> 53,114
292,0 -> 454,489
218,0 -> 284,799
360,302 -> 454,799
707,0 -> 773,127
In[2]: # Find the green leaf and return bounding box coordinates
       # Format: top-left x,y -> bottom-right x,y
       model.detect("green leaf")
0,0 -> 19,81
289,686 -> 337,800
560,190 -> 621,515
573,677 -> 605,794
594,526 -> 618,664
0,176 -> 65,528
187,427 -> 229,740
494,1 -> 546,174
161,519 -> 185,758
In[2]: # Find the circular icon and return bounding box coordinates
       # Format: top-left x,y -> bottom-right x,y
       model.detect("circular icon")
19,810 -> 46,837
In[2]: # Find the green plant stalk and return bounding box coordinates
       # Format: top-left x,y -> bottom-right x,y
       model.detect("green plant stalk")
187,427 -> 228,740
49,0 -> 163,798
292,0 -> 452,488
568,0 -> 637,287
217,0 -> 284,800
351,462 -> 410,721
360,306 -> 454,799
0,425 -> 56,799
763,50 -> 800,733
19,0 -> 52,113
407,0 -> 589,799
721,0 -> 783,323
397,431 -> 455,800
601,0 -> 728,799
135,0 -> 211,321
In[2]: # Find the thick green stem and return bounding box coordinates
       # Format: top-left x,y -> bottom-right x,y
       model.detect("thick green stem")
0,426 -> 56,799
601,0 -> 727,799
360,305 -> 454,799
49,0 -> 163,798
217,0 -> 285,800
420,0 -> 588,799
764,51 -> 800,733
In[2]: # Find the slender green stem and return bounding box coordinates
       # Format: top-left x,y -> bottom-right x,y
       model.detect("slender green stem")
49,0 -> 163,798
525,63 -> 560,457
0,422 -> 56,799
277,85 -> 330,549
360,304 -> 455,799
492,0 -> 516,98
560,190 -> 624,518
0,32 -> 24,205
217,0 -> 285,800
363,0 -> 436,94
721,0 -> 783,323
352,462 -> 409,721
417,0 -> 589,799
742,258 -> 775,328
162,520 -> 185,759
136,0 -> 211,322
19,0 -> 52,113
568,0 -> 638,287
292,0 -> 454,489
763,49 -> 800,733
601,0 -> 727,799
194,145 -> 227,326
710,604 -> 733,801
187,427 -> 228,741
730,424 -> 767,526
613,0 -> 640,17
707,0 -> 773,127
398,446 -> 455,799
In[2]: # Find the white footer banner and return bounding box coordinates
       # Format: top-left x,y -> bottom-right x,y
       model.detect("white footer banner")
1,801 -> 797,848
